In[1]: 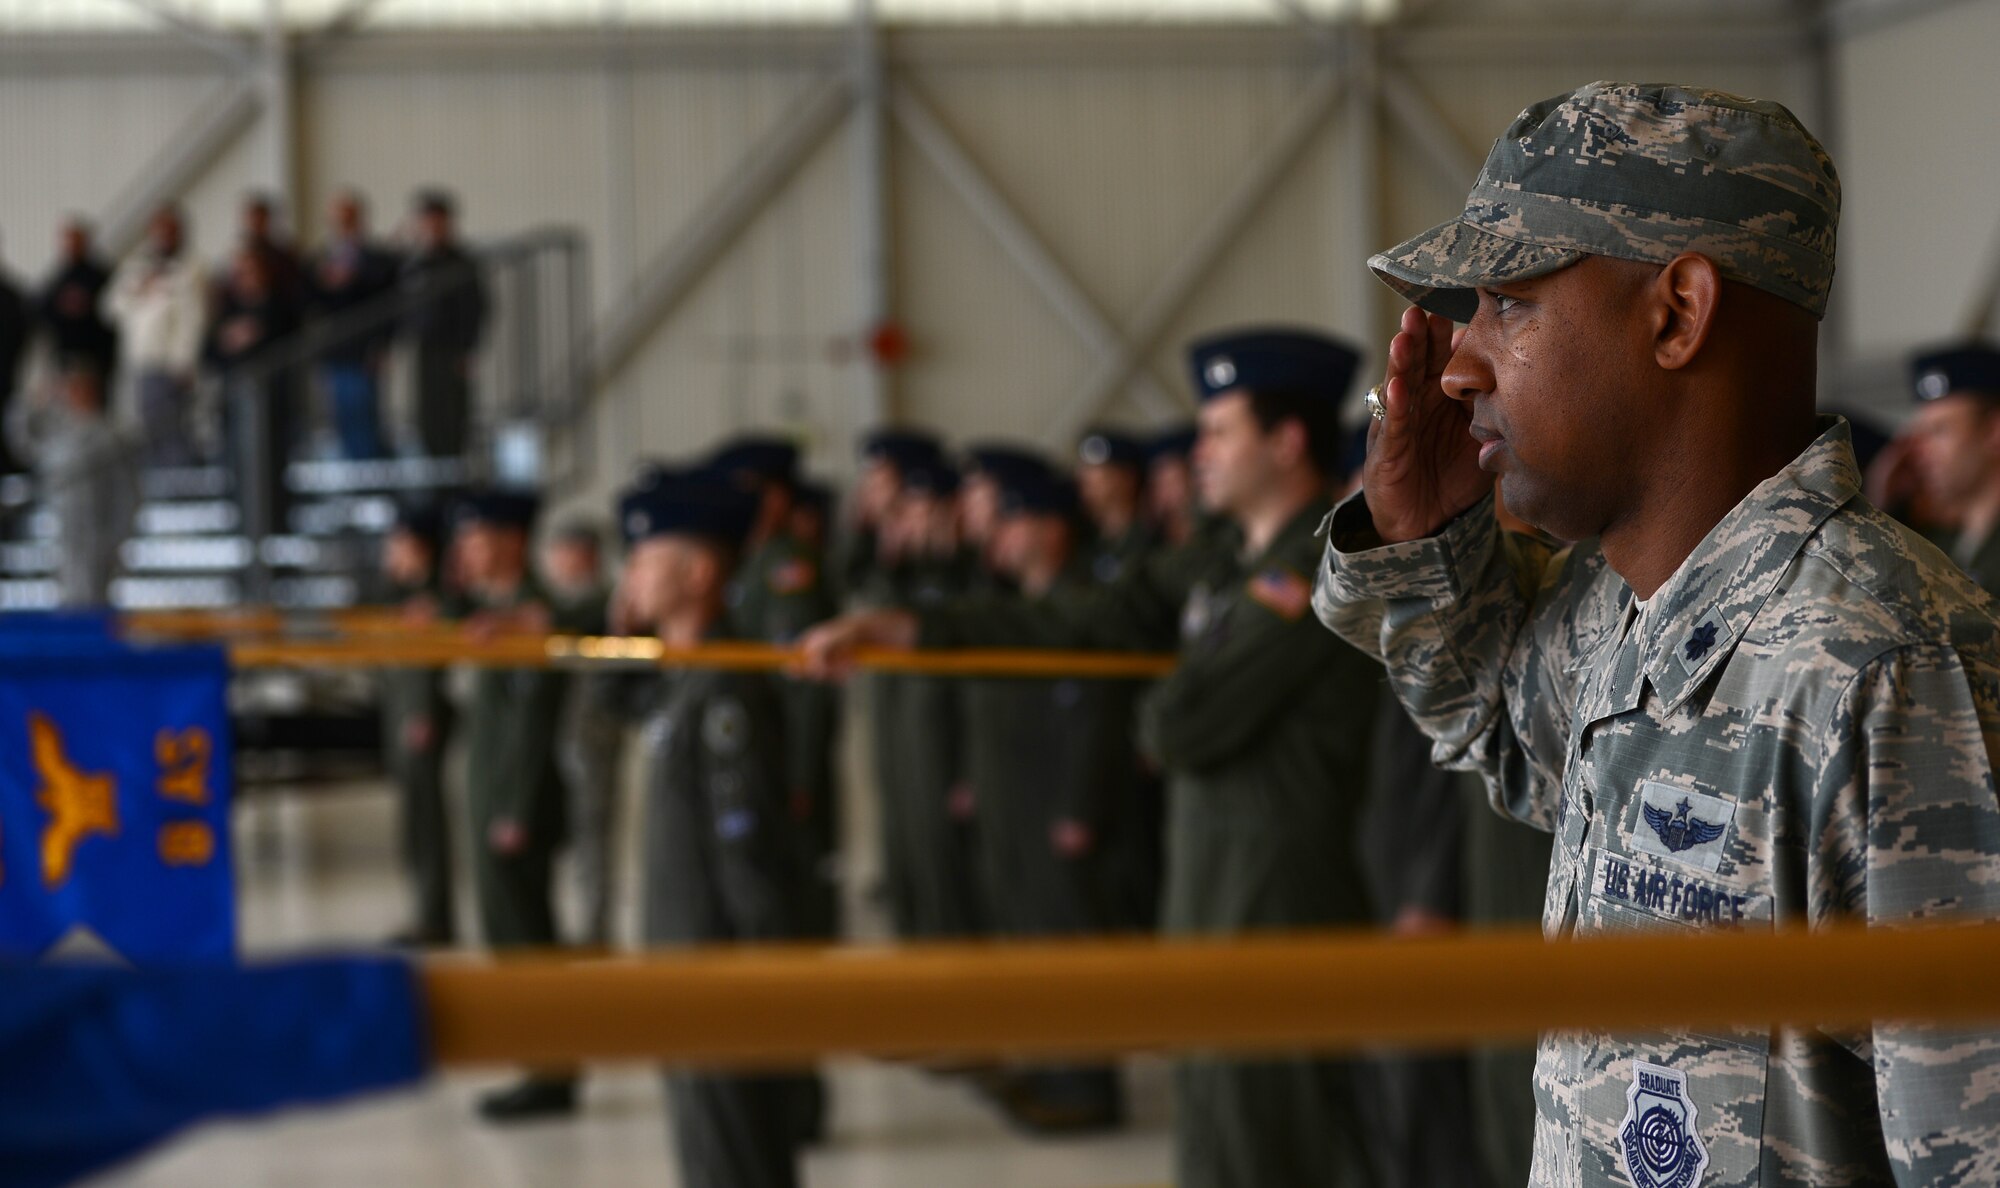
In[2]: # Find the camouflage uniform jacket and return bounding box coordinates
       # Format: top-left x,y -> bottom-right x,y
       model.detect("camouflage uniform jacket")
1312,418 -> 2000,1187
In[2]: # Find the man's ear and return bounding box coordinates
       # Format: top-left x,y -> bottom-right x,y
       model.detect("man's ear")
1650,253 -> 1721,372
1980,404 -> 2000,457
1277,417 -> 1311,470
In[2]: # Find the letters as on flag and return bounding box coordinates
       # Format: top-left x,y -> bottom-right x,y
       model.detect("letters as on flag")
0,636 -> 235,964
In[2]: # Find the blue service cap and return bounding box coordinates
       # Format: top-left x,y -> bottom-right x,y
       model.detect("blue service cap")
1077,428 -> 1147,470
997,469 -> 1077,519
709,435 -> 800,486
1911,342 -> 2000,403
388,501 -> 446,550
1146,424 -> 1198,464
902,461 -> 962,498
962,442 -> 1050,485
451,490 -> 539,532
618,468 -> 760,549
1186,328 -> 1362,404
860,428 -> 943,471
793,480 -> 833,515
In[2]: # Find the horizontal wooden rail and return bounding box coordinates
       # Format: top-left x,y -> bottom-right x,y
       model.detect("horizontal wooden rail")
222,634 -> 1178,679
422,923 -> 2000,1068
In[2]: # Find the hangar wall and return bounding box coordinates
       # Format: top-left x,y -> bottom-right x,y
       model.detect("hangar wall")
0,3 -> 1978,517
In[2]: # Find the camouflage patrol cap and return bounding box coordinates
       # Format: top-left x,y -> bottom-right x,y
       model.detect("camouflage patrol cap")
1370,81 -> 1840,321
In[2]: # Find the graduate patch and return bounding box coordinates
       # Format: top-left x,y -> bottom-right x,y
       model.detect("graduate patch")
1618,1061 -> 1709,1188
1246,567 -> 1310,621
768,558 -> 817,595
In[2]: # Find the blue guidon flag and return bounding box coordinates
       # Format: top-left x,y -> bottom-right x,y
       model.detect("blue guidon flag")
0,626 -> 235,964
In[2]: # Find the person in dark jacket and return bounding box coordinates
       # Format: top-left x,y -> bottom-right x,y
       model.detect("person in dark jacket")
0,243 -> 29,477
207,249 -> 300,534
309,191 -> 402,460
400,190 -> 487,462
619,467 -> 812,1188
35,219 -> 117,395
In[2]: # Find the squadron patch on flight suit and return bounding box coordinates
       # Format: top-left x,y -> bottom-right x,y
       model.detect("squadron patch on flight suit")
1181,583 -> 1215,640
703,699 -> 750,756
1618,1061 -> 1709,1188
769,558 -> 817,595
1246,567 -> 1311,621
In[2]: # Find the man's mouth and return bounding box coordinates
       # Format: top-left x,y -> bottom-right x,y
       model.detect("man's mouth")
1468,422 -> 1506,470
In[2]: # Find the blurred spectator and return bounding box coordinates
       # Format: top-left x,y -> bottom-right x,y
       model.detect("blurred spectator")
309,191 -> 401,460
104,205 -> 206,468
0,239 -> 27,477
400,190 -> 487,462
207,250 -> 301,533
37,218 -> 119,384
5,363 -> 136,606
239,192 -> 307,316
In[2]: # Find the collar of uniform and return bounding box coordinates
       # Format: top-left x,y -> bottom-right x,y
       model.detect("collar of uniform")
1250,498 -> 1336,571
1631,415 -> 1860,715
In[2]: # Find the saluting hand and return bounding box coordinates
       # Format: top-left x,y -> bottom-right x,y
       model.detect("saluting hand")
1364,306 -> 1491,544
793,609 -> 918,682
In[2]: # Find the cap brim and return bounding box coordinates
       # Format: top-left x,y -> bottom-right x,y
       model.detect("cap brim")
1368,219 -> 1587,322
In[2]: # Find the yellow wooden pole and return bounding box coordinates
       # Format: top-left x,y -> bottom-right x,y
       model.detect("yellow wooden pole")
421,923 -> 2000,1068
223,634 -> 1179,679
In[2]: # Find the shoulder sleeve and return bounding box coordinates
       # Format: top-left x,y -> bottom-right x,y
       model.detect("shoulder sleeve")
1312,490 -> 1590,831
1813,643 -> 2000,1178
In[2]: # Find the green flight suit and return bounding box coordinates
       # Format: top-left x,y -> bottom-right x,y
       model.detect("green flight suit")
639,660 -> 809,1188
378,578 -> 457,944
460,576 -> 570,952
1083,521 -> 1161,931
960,559 -> 1124,1121
731,531 -> 842,938
551,585 -> 621,948
892,549 -> 984,939
918,501 -> 1380,1188
1958,524 -> 2000,599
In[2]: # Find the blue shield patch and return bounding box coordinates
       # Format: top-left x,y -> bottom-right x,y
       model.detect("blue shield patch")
1618,1060 -> 1709,1188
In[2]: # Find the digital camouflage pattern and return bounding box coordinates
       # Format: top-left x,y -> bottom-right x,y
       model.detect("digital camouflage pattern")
1370,82 -> 1840,321
1313,419 -> 2000,1186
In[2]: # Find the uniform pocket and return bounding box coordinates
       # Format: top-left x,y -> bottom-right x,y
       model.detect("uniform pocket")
1574,1034 -> 1769,1188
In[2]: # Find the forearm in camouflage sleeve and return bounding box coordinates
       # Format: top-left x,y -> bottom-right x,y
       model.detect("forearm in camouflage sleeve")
1814,645 -> 2000,1181
1312,491 -> 1576,829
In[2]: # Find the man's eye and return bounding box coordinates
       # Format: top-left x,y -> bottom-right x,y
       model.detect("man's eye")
1493,293 -> 1521,314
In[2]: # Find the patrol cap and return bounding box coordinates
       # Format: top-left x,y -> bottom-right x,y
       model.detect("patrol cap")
996,469 -> 1078,519
1146,424 -> 1198,465
709,435 -> 800,486
1187,329 -> 1361,403
618,468 -> 759,549
1910,342 -> 2000,404
1370,81 -> 1841,322
963,443 -> 1050,485
1077,428 -> 1146,471
860,429 -> 942,473
451,490 -> 539,533
902,461 -> 962,499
